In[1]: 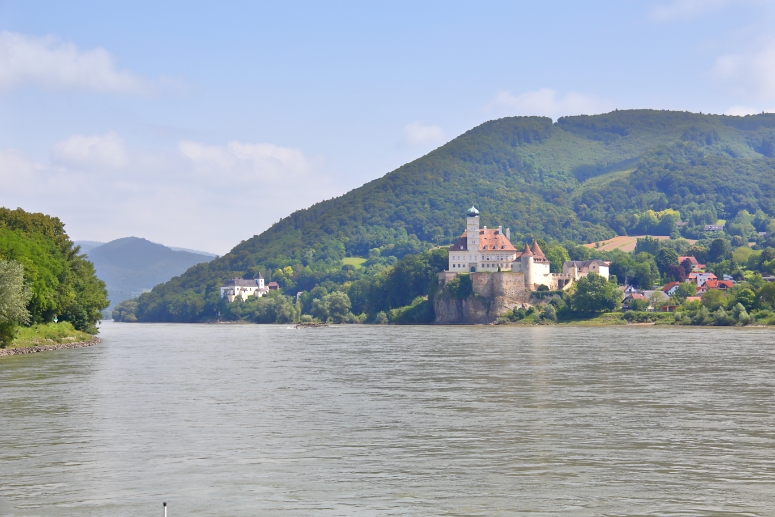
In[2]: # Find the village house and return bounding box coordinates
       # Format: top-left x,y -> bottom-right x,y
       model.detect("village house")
697,279 -> 734,295
620,285 -> 639,295
662,281 -> 681,296
688,271 -> 717,287
562,260 -> 610,281
622,293 -> 647,310
220,273 -> 268,302
704,224 -> 724,232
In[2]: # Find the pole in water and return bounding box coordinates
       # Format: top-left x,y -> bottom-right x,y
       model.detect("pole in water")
163,502 -> 167,517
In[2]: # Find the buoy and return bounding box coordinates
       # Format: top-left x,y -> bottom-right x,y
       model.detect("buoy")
163,502 -> 167,517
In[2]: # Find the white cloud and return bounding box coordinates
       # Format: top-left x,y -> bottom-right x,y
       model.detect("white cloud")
178,140 -> 314,184
489,88 -> 615,120
51,132 -> 129,169
714,40 -> 775,100
0,31 -> 152,94
0,149 -> 38,187
649,0 -> 740,21
0,137 -> 337,254
403,121 -> 445,146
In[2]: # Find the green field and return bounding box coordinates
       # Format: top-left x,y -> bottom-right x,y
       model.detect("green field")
342,257 -> 367,269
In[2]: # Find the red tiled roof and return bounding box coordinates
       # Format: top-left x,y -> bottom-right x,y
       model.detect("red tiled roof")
678,256 -> 699,265
703,279 -> 733,290
449,229 -> 516,252
662,281 -> 680,292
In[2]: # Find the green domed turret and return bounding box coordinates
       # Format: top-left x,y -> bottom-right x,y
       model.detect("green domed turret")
466,205 -> 479,217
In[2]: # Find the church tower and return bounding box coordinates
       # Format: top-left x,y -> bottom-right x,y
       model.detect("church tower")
466,206 -> 480,251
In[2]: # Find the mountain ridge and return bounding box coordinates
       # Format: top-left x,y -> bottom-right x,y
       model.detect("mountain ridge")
118,109 -> 775,322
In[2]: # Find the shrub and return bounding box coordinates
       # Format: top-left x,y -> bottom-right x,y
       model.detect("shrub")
712,308 -> 736,326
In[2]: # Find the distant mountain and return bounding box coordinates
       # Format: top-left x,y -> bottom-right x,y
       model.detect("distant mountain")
82,237 -> 213,312
75,240 -> 105,254
167,246 -> 217,257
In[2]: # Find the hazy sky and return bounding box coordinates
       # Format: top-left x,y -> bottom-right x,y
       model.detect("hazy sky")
1,1 -> 774,254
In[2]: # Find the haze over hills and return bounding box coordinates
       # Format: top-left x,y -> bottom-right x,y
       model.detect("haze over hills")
79,237 -> 214,312
119,110 -> 775,322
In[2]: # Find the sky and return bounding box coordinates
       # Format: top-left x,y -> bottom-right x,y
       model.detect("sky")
1,0 -> 774,254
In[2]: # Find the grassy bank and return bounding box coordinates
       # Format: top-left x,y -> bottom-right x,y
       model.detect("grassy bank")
505,311 -> 680,326
8,322 -> 93,349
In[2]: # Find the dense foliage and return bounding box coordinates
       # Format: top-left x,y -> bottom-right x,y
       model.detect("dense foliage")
0,208 -> 109,336
0,259 -> 31,345
115,110 -> 775,323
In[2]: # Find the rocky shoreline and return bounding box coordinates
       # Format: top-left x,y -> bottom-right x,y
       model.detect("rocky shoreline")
0,336 -> 101,357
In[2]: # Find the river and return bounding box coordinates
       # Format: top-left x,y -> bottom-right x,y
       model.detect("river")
1,322 -> 774,516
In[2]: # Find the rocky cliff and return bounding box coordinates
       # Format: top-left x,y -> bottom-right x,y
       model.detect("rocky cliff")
434,272 -> 531,324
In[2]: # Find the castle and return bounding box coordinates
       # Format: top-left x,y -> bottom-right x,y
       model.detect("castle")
445,206 -> 574,291
220,273 -> 268,302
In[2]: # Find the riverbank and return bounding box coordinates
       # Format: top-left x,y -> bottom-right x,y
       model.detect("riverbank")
500,311 -> 775,327
0,322 -> 99,357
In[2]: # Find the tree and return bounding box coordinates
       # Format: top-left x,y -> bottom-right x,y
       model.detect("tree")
312,292 -> 352,323
701,289 -> 727,311
649,290 -> 669,309
758,283 -> 775,309
634,236 -> 661,256
254,291 -> 298,323
687,245 -> 708,264
544,244 -> 570,273
731,286 -> 756,311
655,248 -> 679,276
680,258 -> 694,275
0,259 -> 32,347
667,264 -> 687,282
673,282 -> 697,301
538,304 -> 557,322
570,273 -> 622,314
708,238 -> 731,263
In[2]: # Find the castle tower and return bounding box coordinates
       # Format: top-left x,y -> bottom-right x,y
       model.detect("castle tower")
466,206 -> 480,251
520,243 -> 534,289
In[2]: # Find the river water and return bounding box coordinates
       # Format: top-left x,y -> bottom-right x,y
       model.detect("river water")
1,323 -> 774,516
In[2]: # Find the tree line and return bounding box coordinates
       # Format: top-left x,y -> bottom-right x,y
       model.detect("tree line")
0,208 -> 108,346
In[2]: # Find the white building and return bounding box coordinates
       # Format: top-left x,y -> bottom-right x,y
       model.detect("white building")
446,206 -> 569,290
220,273 -> 268,302
562,260 -> 610,281
447,206 -> 518,272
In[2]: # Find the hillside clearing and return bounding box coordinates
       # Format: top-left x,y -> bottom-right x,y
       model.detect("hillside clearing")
583,235 -> 697,253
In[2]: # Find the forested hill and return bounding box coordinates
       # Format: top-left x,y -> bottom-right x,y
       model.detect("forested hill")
124,110 -> 775,322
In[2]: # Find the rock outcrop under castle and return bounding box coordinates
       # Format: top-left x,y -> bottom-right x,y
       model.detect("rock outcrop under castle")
434,271 -> 531,324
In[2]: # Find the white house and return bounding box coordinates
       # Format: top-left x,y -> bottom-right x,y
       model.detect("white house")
562,260 -> 610,281
220,273 -> 268,302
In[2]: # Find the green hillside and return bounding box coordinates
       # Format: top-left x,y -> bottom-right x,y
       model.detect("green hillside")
117,110 -> 775,323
